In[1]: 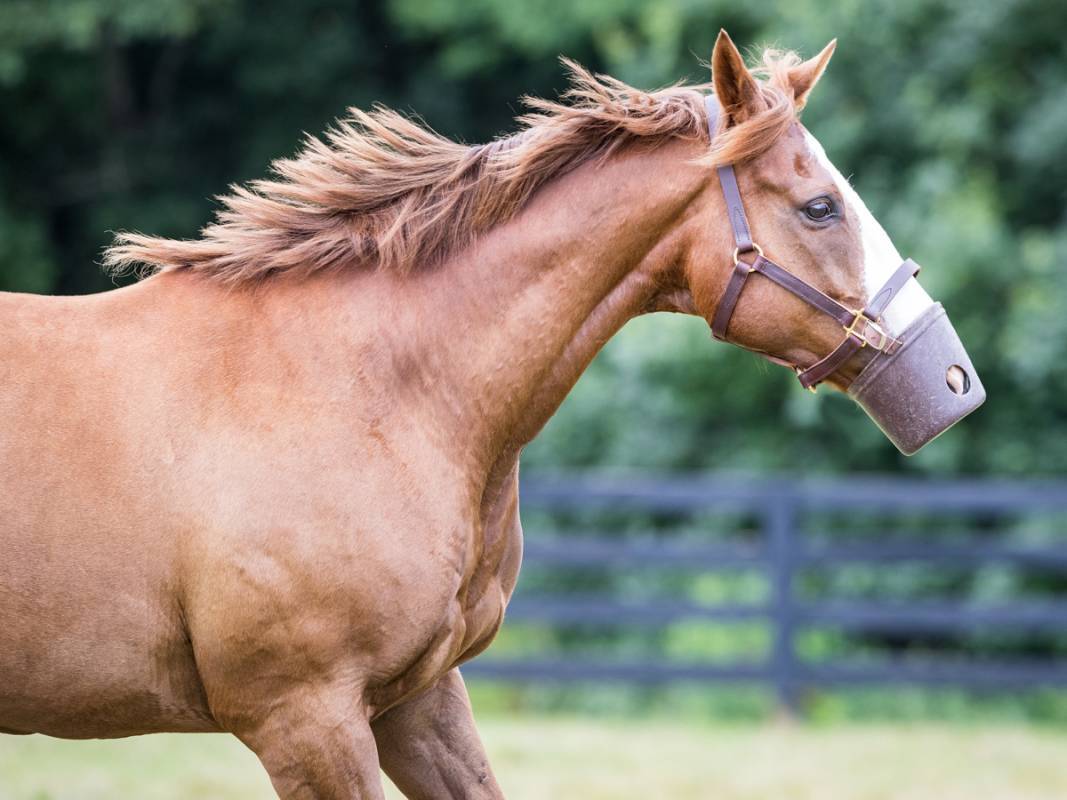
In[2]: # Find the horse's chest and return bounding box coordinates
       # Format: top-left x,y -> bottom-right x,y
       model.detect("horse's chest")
453,496 -> 523,662
362,495 -> 522,716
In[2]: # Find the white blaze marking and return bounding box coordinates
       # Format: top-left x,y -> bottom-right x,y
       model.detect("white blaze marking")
803,130 -> 933,334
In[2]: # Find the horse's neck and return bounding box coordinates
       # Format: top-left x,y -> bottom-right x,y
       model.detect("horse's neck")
114,138 -> 716,515
403,138 -> 712,490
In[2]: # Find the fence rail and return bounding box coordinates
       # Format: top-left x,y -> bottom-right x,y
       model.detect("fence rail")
463,473 -> 1067,707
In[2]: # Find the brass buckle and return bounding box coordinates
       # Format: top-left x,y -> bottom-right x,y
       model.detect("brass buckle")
732,242 -> 764,273
843,311 -> 889,351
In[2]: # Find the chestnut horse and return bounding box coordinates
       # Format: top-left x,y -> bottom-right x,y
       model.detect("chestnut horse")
1,32 -> 965,798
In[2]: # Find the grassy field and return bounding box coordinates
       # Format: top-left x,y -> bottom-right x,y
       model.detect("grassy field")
2,717 -> 1066,800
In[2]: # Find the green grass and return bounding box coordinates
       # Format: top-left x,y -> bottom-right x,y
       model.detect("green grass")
2,718 -> 1067,799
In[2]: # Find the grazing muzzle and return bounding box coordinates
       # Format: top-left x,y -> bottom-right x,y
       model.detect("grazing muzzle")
848,303 -> 985,455
704,95 -> 985,455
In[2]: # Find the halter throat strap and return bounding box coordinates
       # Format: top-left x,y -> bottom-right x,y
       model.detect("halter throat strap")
703,94 -> 918,390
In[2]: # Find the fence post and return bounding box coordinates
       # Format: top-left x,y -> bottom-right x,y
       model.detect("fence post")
766,488 -> 799,715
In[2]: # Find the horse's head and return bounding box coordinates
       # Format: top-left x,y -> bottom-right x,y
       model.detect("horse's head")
686,31 -> 984,454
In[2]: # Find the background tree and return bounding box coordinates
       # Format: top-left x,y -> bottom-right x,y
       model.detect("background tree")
1,0 -> 1064,474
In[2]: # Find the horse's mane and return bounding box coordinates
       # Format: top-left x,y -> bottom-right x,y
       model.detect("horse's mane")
104,51 -> 802,285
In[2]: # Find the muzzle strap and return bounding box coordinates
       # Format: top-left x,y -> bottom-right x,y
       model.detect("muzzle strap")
867,258 -> 921,317
797,259 -> 920,389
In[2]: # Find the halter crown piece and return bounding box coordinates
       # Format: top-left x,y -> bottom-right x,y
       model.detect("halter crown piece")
703,95 -> 919,391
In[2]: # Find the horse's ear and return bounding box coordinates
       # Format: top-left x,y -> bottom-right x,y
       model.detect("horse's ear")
788,39 -> 836,109
712,29 -> 762,126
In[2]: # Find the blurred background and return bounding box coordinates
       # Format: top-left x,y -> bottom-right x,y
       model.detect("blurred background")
2,0 -> 1067,798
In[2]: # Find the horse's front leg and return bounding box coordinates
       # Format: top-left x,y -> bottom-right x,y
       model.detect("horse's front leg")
234,681 -> 386,800
373,668 -> 505,800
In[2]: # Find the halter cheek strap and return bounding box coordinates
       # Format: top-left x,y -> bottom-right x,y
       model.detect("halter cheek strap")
703,95 -> 919,390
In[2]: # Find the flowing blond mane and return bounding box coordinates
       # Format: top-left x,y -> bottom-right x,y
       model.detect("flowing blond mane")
104,51 -> 802,285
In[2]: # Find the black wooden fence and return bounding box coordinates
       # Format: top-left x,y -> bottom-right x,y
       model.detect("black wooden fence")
464,473 -> 1067,708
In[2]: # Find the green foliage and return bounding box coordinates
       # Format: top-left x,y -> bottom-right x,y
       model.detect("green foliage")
1,0 -> 1063,474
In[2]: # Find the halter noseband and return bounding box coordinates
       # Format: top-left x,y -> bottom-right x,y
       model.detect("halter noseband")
704,95 -> 919,391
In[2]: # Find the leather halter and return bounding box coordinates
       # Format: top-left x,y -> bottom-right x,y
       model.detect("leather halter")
704,96 -> 919,390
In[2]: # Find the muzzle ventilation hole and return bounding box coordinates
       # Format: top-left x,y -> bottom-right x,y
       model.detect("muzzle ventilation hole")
946,365 -> 970,396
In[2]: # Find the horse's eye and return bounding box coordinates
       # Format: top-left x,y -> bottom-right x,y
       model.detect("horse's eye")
804,198 -> 836,222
